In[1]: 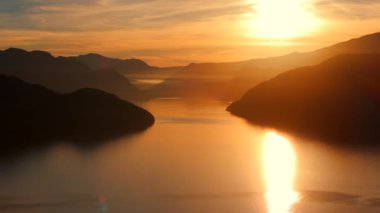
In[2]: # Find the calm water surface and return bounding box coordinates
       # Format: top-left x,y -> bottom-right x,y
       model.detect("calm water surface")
1,99 -> 380,213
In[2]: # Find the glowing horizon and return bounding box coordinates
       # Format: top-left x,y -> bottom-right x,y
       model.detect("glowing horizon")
0,0 -> 380,66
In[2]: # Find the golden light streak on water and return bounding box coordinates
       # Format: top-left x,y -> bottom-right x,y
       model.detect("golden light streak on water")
262,131 -> 299,213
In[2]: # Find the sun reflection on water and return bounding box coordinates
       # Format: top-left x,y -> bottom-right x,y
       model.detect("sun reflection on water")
262,131 -> 299,213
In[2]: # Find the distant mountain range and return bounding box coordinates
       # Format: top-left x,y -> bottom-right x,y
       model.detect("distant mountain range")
186,32 -> 380,77
2,31 -> 380,102
2,32 -> 380,147
0,48 -> 141,100
0,74 -> 154,152
228,54 -> 380,146
152,32 -> 380,100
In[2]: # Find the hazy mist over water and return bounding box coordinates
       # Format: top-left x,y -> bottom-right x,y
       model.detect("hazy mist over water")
1,99 -> 380,213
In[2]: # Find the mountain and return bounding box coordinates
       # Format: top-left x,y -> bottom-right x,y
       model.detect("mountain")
4,32 -> 380,102
0,74 -> 154,152
0,48 -> 140,100
76,53 -> 152,73
74,53 -> 186,93
153,32 -> 380,100
187,32 -> 380,77
227,54 -> 380,146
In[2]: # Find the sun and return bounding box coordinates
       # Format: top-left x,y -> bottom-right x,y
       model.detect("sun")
252,0 -> 320,39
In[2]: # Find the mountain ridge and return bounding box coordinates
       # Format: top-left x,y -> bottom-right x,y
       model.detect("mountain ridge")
75,53 -> 153,72
227,53 -> 380,146
147,31 -> 380,100
0,48 -> 142,101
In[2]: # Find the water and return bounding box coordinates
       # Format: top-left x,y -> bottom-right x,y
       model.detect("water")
1,98 -> 380,213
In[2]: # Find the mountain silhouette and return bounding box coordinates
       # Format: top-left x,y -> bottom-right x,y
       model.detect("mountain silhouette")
76,53 -> 152,73
153,32 -> 380,100
4,32 -> 380,102
0,74 -> 154,153
228,54 -> 380,146
75,53 -> 185,93
0,48 -> 141,100
188,32 -> 380,77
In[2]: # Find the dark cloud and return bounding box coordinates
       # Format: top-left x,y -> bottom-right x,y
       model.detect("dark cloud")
0,0 -> 36,13
0,0 -> 144,31
0,0 -> 100,12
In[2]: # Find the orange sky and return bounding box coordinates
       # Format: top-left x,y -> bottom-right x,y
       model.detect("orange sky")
0,0 -> 380,66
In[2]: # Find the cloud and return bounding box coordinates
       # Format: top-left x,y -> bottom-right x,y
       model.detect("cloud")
315,0 -> 380,20
1,0 -> 379,66
146,4 -> 253,24
0,0 -> 252,31
320,0 -> 380,4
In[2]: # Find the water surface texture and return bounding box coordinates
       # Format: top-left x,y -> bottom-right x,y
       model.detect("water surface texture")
1,99 -> 380,213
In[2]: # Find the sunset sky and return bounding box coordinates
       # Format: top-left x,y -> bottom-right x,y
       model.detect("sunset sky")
0,0 -> 379,66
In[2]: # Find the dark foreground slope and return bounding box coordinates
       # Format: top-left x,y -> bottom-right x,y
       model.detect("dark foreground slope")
0,74 -> 154,151
0,48 -> 140,100
228,54 -> 380,146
